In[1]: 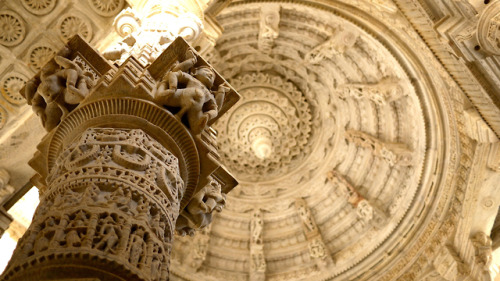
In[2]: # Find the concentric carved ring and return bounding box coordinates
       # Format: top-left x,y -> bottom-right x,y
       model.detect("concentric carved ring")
214,73 -> 312,182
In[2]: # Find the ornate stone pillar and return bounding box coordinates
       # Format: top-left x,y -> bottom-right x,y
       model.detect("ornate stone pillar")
0,31 -> 238,281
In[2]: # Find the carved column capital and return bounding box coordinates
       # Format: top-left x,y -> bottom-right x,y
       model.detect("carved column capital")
3,35 -> 238,281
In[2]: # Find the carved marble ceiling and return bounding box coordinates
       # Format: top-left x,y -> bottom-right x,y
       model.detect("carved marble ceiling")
170,1 -> 449,281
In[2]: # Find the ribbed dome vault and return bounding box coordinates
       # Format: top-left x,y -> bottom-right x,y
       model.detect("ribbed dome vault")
170,2 -> 452,281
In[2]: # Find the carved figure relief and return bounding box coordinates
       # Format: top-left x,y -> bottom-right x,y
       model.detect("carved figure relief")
294,198 -> 332,266
308,237 -> 327,259
0,10 -> 26,47
258,5 -> 280,53
337,77 -> 409,105
249,209 -> 266,279
0,169 -> 14,202
154,50 -> 229,134
180,223 -> 212,270
305,26 -> 358,64
471,232 -> 493,270
356,199 -> 374,222
295,198 -> 317,235
23,52 -> 95,131
176,176 -> 225,236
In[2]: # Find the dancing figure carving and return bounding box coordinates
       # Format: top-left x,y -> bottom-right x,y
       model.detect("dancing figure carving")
155,50 -> 229,134
176,177 -> 226,236
24,51 -> 94,131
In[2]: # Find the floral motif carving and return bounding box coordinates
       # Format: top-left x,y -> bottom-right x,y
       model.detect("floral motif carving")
58,15 -> 92,42
0,11 -> 26,47
88,0 -> 125,17
29,45 -> 56,72
1,73 -> 27,105
21,0 -> 57,16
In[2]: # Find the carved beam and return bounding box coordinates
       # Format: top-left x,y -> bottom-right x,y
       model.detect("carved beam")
327,170 -> 388,228
345,130 -> 413,167
305,26 -> 359,64
337,77 -> 409,105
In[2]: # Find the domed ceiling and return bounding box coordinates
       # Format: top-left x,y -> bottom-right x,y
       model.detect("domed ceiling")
169,1 -> 462,281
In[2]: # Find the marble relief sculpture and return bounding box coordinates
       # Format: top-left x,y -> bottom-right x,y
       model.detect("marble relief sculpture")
155,49 -> 230,134
23,51 -> 95,131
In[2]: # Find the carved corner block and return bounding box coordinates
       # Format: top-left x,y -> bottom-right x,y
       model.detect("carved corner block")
20,35 -> 113,132
148,37 -> 240,126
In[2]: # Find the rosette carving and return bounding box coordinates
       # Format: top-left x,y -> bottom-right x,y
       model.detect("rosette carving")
58,15 -> 92,42
28,45 -> 56,72
21,0 -> 56,16
88,0 -> 125,17
1,73 -> 28,105
0,11 -> 26,47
